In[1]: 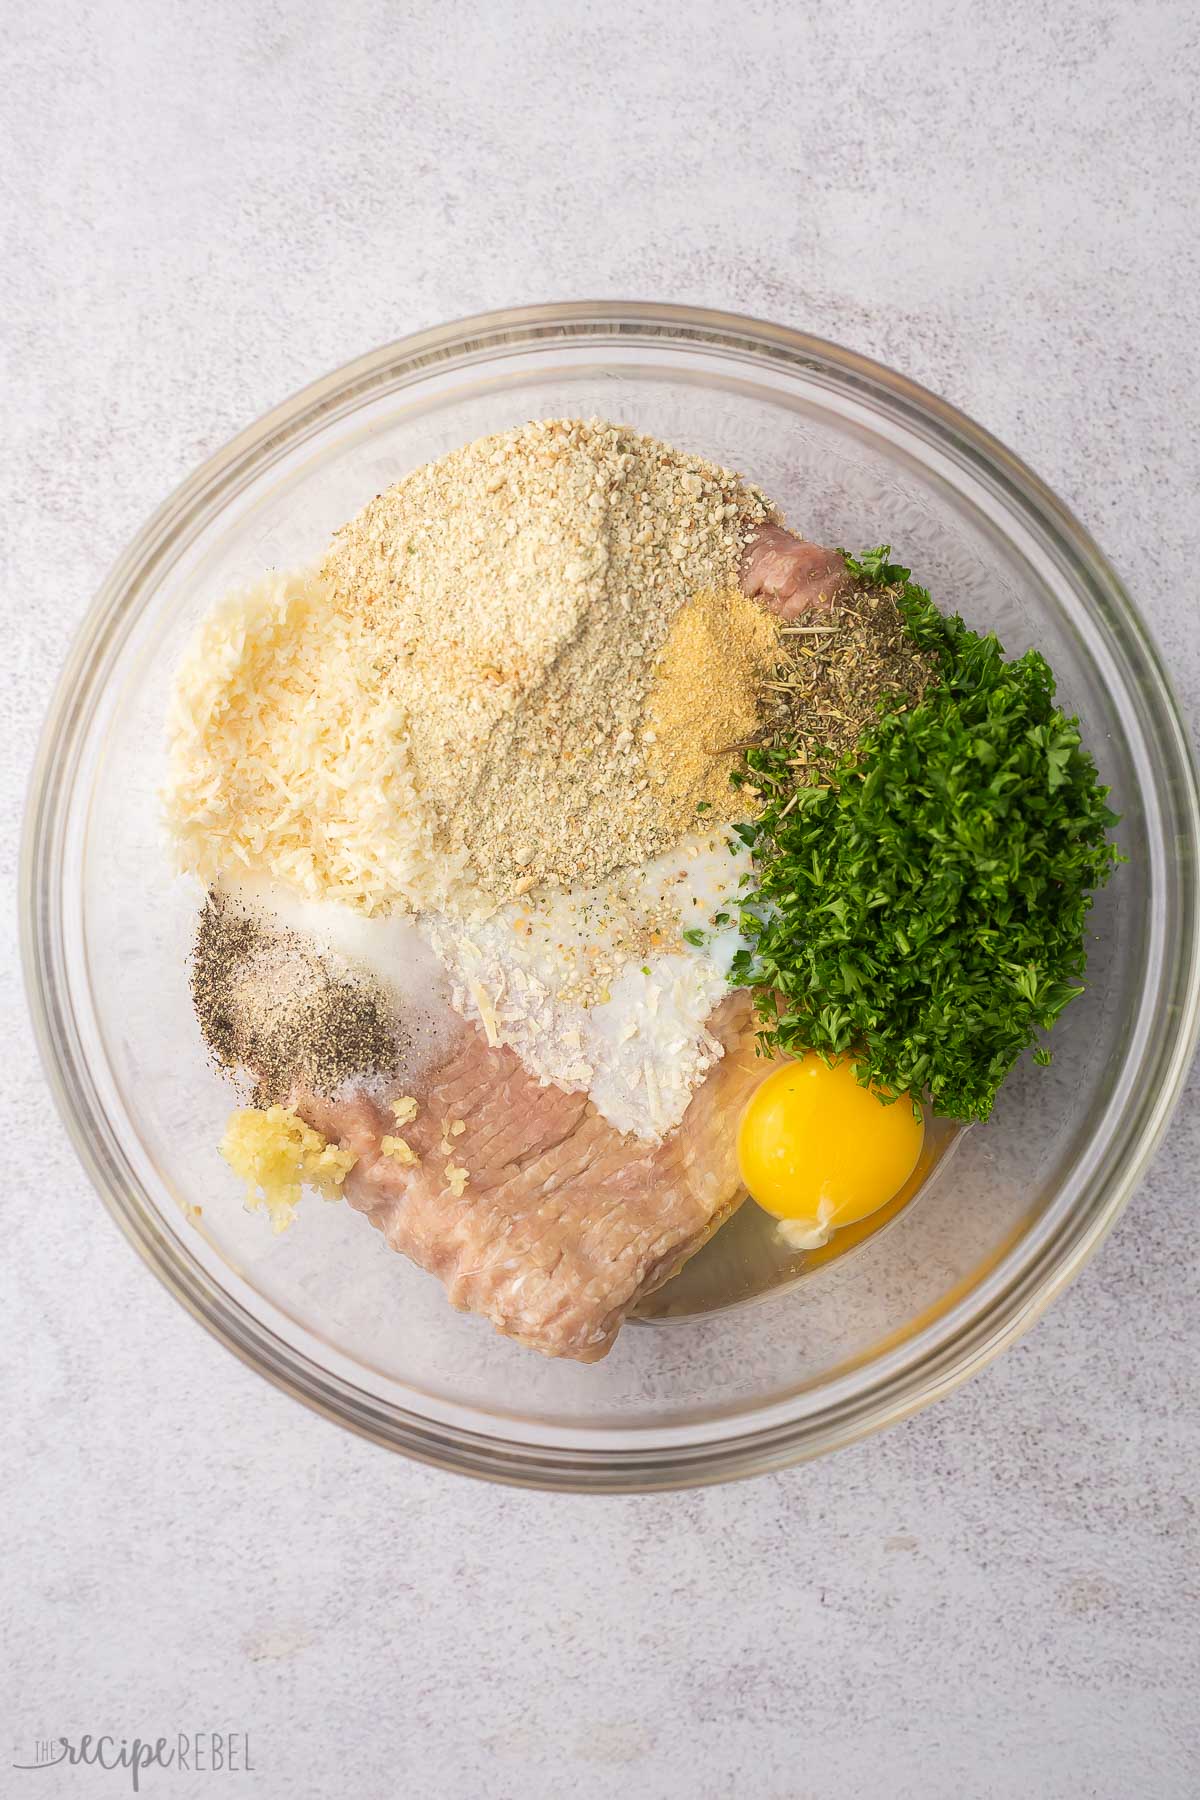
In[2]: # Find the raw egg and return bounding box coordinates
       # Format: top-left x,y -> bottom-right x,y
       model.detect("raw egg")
737,1054 -> 924,1248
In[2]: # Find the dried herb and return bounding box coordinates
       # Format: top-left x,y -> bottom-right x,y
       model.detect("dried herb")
755,571 -> 937,771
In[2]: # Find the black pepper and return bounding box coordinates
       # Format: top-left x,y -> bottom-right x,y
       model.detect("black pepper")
191,892 -> 404,1105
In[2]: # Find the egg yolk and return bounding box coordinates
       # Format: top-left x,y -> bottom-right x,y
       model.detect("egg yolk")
737,1054 -> 924,1248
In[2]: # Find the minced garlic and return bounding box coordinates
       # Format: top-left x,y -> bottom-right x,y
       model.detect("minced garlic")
219,1105 -> 356,1233
379,1135 -> 418,1166
389,1096 -> 419,1125
436,1119 -> 467,1154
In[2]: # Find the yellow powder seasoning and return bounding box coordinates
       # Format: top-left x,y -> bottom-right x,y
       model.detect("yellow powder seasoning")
645,585 -> 781,822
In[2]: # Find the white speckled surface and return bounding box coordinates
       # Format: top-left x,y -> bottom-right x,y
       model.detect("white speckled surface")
4,3 -> 1199,1796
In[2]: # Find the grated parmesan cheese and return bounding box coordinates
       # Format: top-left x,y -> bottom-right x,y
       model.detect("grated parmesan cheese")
164,569 -> 475,917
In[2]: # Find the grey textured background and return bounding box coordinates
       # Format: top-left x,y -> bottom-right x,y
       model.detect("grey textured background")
4,3 -> 1199,1797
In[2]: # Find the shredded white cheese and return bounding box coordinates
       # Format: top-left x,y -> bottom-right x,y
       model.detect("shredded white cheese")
163,569 -> 475,916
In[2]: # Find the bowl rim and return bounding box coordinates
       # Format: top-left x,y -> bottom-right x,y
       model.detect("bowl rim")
20,299 -> 1200,1491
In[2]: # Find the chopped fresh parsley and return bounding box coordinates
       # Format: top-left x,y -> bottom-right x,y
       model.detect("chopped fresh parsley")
681,928 -> 708,948
730,551 -> 1122,1122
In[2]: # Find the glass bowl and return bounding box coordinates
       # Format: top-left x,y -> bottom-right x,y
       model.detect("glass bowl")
21,303 -> 1200,1491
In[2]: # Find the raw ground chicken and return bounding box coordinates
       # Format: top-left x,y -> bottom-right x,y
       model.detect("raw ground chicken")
299,992 -> 777,1361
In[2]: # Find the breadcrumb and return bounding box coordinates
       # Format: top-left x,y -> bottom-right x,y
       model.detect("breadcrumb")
323,418 -> 775,903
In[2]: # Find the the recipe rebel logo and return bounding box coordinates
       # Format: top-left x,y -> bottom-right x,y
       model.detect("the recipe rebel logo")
11,1732 -> 254,1791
